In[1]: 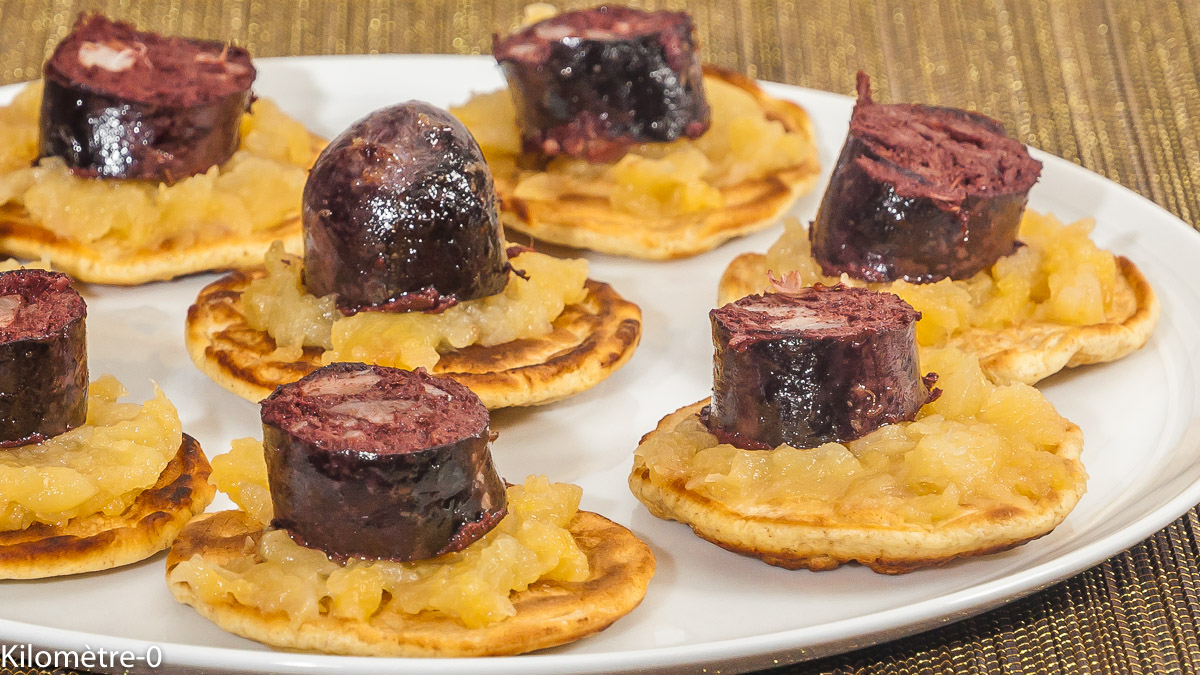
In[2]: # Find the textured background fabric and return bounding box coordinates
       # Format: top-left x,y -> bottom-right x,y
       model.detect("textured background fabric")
1,1 -> 1199,673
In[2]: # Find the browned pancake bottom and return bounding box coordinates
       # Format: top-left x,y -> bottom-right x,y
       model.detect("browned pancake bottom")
0,434 -> 214,579
185,266 -> 643,407
166,509 -> 655,656
629,401 -> 1086,574
0,132 -> 324,285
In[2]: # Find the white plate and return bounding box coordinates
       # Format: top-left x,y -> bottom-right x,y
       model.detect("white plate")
1,55 -> 1198,675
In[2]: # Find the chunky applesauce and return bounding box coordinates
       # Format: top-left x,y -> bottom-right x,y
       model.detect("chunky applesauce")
0,83 -> 318,251
634,347 -> 1084,527
761,211 -> 1124,345
451,72 -> 813,217
174,439 -> 589,628
0,376 -> 182,531
241,243 -> 589,369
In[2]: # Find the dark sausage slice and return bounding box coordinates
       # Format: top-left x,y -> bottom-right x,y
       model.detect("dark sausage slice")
302,102 -> 510,315
0,270 -> 88,448
38,14 -> 255,185
809,73 -> 1043,283
260,362 -> 508,562
494,6 -> 711,163
701,284 -> 936,450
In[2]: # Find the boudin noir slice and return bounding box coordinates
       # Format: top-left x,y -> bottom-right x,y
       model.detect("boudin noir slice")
39,14 -> 255,184
701,284 -> 935,450
302,102 -> 509,315
494,6 -> 711,162
0,270 -> 88,448
259,363 -> 507,562
809,72 -> 1042,283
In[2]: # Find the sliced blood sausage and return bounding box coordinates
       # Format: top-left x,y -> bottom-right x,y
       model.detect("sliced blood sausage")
701,285 -> 935,450
259,362 -> 507,562
302,102 -> 509,315
0,270 -> 87,448
39,14 -> 255,185
809,73 -> 1042,283
494,6 -> 711,162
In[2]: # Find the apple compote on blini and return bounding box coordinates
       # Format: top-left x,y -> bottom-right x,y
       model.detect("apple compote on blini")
177,438 -> 591,629
630,284 -> 1086,573
167,364 -> 654,656
636,347 -> 1083,528
174,366 -> 590,628
0,269 -> 178,531
0,267 -> 212,581
0,376 -> 182,531
240,243 -> 589,369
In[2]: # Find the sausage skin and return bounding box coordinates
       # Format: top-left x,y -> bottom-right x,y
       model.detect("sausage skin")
702,285 -> 935,450
494,6 -> 711,162
39,14 -> 255,184
809,73 -> 1042,283
302,102 -> 510,315
260,363 -> 507,562
0,270 -> 88,448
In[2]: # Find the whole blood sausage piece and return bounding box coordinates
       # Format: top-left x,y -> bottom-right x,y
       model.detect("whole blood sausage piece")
702,284 -> 935,450
302,102 -> 509,314
494,6 -> 711,162
0,270 -> 88,448
260,362 -> 508,562
39,14 -> 255,184
809,72 -> 1043,283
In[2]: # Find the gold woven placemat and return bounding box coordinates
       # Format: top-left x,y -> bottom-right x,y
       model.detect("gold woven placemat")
1,1 -> 1198,673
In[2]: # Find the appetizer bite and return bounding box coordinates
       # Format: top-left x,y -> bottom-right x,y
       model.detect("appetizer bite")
629,282 -> 1087,573
0,14 -> 323,284
451,5 -> 820,259
186,101 -> 641,406
167,363 -> 655,656
720,74 -> 1159,385
0,269 -> 213,579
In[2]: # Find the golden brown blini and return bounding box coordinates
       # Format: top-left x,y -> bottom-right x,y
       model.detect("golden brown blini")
0,209 -> 305,286
166,509 -> 656,656
185,266 -> 642,407
0,435 -> 214,579
629,400 -> 1087,574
